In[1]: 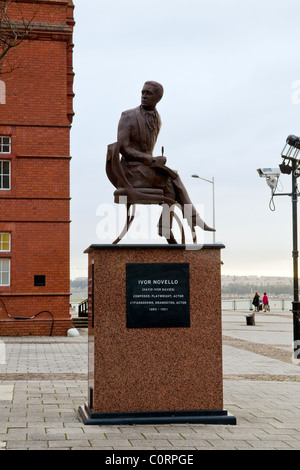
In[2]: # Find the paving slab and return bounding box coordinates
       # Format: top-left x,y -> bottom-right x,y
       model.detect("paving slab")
0,385 -> 13,401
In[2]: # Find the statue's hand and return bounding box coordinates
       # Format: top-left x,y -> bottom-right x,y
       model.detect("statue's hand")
154,156 -> 167,165
143,154 -> 155,166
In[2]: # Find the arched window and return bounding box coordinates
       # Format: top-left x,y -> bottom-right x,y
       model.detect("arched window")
0,81 -> 6,104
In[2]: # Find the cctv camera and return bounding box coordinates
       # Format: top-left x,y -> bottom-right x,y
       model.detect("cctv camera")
266,176 -> 278,189
257,168 -> 281,178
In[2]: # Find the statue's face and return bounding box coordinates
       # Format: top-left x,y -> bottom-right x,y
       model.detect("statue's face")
141,84 -> 159,110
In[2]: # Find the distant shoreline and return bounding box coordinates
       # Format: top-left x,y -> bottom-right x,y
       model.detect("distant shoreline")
70,275 -> 294,299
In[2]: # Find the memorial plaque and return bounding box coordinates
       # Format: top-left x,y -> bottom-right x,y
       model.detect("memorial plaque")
126,263 -> 190,328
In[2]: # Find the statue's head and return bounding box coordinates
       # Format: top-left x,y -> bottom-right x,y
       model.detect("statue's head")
141,81 -> 164,109
144,81 -> 164,101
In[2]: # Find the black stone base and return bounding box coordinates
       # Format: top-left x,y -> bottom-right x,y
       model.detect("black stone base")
78,403 -> 236,425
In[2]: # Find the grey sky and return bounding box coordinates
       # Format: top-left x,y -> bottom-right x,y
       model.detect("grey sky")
70,0 -> 300,279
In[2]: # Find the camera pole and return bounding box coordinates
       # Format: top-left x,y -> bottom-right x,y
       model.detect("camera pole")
291,159 -> 300,353
258,135 -> 300,359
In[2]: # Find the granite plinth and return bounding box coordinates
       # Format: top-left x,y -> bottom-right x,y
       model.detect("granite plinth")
79,404 -> 236,425
80,244 -> 236,425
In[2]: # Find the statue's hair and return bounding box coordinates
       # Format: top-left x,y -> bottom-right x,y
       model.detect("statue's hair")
144,81 -> 164,101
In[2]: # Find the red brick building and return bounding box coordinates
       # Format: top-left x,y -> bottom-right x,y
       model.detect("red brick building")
0,0 -> 75,335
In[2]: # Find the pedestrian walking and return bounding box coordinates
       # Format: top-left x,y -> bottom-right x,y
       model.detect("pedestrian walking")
252,291 -> 260,312
262,292 -> 270,312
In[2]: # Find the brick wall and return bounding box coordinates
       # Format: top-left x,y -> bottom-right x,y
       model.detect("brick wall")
0,0 -> 75,336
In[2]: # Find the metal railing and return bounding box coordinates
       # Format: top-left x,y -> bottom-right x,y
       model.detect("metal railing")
78,299 -> 88,317
222,298 -> 292,311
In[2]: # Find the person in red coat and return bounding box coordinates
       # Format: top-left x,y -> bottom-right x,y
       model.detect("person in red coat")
262,292 -> 270,312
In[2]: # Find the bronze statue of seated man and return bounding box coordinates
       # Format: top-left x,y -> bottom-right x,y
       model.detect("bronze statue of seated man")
113,80 -> 215,241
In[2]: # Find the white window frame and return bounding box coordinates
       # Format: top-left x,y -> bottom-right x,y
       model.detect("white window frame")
0,136 -> 11,154
0,258 -> 10,286
0,160 -> 10,190
0,233 -> 10,252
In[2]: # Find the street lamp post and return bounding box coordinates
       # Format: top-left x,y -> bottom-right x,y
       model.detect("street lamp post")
258,134 -> 300,359
191,174 -> 216,243
276,159 -> 300,353
291,159 -> 300,348
278,137 -> 300,354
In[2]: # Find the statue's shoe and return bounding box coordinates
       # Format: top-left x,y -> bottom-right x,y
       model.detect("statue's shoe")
192,215 -> 215,232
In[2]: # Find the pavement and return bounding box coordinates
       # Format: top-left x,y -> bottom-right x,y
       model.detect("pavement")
0,308 -> 300,451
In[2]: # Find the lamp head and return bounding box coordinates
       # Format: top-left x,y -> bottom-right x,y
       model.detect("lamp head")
279,134 -> 300,175
279,161 -> 292,174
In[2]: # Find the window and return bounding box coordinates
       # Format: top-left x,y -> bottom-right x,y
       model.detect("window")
0,137 -> 11,153
0,160 -> 10,189
0,233 -> 10,252
0,233 -> 11,286
34,275 -> 46,286
0,81 -> 5,105
0,259 -> 10,286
